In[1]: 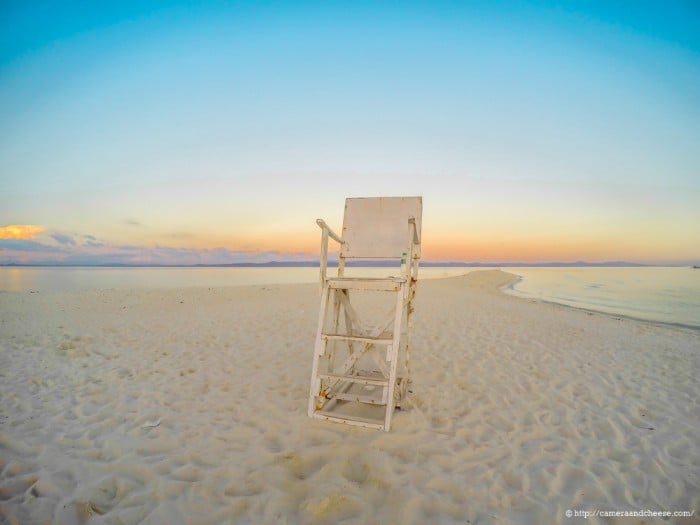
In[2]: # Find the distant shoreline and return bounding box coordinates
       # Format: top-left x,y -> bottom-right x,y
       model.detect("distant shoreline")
0,261 -> 664,268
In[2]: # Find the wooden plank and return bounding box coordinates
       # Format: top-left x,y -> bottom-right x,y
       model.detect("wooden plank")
322,333 -> 393,345
313,410 -> 386,430
327,278 -> 403,292
330,277 -> 405,283
318,372 -> 389,386
335,287 -> 362,327
384,284 -> 405,430
316,219 -> 343,243
340,197 -> 422,258
330,391 -> 385,404
308,285 -> 330,417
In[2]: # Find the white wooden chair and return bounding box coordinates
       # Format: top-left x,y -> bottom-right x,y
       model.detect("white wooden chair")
308,196 -> 422,431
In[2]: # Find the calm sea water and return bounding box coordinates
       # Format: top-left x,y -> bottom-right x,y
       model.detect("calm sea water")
1,266 -> 698,330
504,267 -> 700,330
0,266 -> 474,292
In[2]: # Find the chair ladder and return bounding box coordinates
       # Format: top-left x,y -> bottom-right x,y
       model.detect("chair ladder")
307,281 -> 407,431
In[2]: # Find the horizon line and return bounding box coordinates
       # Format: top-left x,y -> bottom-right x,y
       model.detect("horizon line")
0,260 -> 693,268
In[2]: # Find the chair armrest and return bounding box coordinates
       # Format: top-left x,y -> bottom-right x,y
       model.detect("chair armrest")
408,217 -> 420,245
316,219 -> 344,244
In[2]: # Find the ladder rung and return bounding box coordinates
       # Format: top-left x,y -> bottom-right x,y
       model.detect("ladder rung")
318,372 -> 389,386
313,410 -> 385,430
322,334 -> 393,345
331,391 -> 386,405
327,278 -> 403,292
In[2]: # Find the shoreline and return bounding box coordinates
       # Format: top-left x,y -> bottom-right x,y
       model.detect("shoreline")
502,273 -> 700,334
1,269 -> 698,524
2,266 -> 697,333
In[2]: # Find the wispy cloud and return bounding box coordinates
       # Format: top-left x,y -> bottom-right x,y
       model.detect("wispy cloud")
0,239 -> 61,253
82,234 -> 105,248
50,233 -> 76,245
0,229 -> 312,265
124,219 -> 142,227
83,240 -> 105,248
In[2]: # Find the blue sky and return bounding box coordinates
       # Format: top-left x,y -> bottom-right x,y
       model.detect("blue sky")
1,1 -> 699,264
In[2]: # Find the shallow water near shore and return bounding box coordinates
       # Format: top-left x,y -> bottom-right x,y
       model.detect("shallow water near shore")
505,267 -> 700,330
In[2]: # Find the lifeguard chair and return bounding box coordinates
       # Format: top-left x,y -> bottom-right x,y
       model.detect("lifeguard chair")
308,196 -> 422,431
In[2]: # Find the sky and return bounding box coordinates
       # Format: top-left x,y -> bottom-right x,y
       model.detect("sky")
1,1 -> 699,265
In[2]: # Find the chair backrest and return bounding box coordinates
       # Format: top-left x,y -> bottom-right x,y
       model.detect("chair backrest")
340,196 -> 422,259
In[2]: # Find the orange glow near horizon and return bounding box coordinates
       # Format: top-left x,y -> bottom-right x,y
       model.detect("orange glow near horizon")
0,224 -> 45,239
2,219 -> 696,265
133,224 -> 697,264
414,228 -> 699,263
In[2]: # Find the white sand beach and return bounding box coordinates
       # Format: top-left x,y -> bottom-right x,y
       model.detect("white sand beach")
1,270 -> 698,525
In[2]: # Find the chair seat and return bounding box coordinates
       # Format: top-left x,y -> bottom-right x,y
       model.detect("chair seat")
326,276 -> 406,292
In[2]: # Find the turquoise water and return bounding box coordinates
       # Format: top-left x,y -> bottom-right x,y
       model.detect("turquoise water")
1,266 -> 698,330
504,267 -> 700,330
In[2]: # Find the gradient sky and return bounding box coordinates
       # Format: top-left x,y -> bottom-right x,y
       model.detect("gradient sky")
1,1 -> 699,265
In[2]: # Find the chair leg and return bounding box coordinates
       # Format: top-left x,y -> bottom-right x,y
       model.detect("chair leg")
327,289 -> 343,373
405,285 -> 416,391
342,290 -> 354,352
383,284 -> 405,431
308,285 -> 330,417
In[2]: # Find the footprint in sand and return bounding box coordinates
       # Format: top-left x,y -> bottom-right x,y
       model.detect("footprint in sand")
31,475 -> 66,500
0,474 -> 38,501
57,337 -> 90,358
70,475 -> 138,516
263,436 -> 283,453
302,494 -> 363,525
171,465 -> 201,482
224,480 -> 263,498
277,452 -> 324,481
